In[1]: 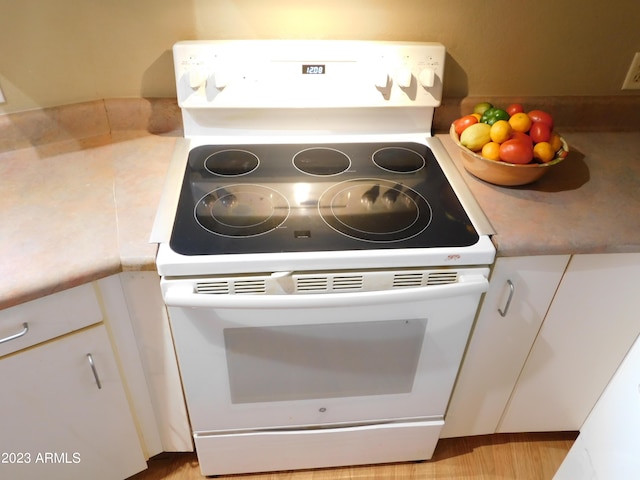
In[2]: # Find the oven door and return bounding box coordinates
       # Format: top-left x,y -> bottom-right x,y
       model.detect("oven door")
163,269 -> 488,433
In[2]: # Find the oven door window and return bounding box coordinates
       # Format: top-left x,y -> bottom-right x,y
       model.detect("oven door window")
224,319 -> 426,404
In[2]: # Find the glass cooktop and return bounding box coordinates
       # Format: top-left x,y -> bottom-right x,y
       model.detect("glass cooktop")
170,142 -> 479,256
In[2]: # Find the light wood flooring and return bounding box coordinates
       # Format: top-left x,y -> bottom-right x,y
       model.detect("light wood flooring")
128,432 -> 577,480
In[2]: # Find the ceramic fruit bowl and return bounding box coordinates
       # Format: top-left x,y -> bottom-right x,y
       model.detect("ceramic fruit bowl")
449,124 -> 569,186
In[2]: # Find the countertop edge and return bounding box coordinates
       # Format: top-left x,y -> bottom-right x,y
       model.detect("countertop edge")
0,259 -> 124,312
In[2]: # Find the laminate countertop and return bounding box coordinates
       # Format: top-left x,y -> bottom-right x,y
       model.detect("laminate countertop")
1,128 -> 639,310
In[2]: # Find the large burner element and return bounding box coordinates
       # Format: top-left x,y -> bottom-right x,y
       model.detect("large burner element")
195,185 -> 290,237
319,179 -> 432,242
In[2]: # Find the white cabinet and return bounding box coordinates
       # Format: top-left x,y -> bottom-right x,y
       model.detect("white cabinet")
444,252 -> 640,438
97,274 -> 164,458
94,273 -> 191,454
442,255 -> 570,438
499,253 -> 640,433
0,283 -> 102,357
0,272 -> 192,480
554,332 -> 640,479
0,324 -> 146,480
115,272 -> 192,452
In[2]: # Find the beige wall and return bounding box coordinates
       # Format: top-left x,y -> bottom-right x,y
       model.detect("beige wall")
1,0 -> 639,114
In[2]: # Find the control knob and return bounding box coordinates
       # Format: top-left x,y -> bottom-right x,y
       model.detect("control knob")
213,67 -> 230,90
395,66 -> 413,88
374,70 -> 390,89
418,68 -> 436,88
188,65 -> 208,90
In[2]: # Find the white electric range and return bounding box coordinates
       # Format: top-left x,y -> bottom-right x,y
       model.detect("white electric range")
152,40 -> 495,476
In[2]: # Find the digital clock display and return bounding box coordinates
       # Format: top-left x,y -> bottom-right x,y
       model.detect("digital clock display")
302,64 -> 325,75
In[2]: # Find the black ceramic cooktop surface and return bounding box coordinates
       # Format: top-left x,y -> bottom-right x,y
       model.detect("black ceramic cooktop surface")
170,142 -> 479,256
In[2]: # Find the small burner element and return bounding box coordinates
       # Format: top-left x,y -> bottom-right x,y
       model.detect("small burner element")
195,184 -> 290,237
318,179 -> 432,242
372,147 -> 426,173
205,149 -> 260,176
293,147 -> 351,176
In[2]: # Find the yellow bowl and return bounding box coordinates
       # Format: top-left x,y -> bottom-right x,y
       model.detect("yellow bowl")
449,124 -> 569,186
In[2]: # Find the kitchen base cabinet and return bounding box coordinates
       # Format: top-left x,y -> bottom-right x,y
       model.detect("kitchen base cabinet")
97,274 -> 164,458
442,255 -> 570,438
553,332 -> 640,479
499,253 -> 640,433
0,324 -> 146,480
116,272 -> 192,452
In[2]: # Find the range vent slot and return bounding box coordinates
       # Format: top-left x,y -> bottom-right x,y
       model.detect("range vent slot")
233,280 -> 267,294
332,275 -> 364,290
393,273 -> 425,288
196,281 -> 230,295
296,277 -> 329,292
295,275 -> 364,292
426,271 -> 459,285
392,271 -> 459,288
196,279 -> 266,295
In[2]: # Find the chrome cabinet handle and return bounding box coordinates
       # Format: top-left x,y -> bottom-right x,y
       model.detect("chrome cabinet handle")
86,353 -> 102,390
498,280 -> 515,317
0,322 -> 29,345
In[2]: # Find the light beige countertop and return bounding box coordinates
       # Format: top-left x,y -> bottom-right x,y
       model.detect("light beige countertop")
0,130 -> 180,310
1,99 -> 639,310
440,131 -> 640,257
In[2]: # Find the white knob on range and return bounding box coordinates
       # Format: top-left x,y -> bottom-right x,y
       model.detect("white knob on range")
374,70 -> 390,89
188,66 -> 208,90
213,67 -> 230,90
418,68 -> 436,88
395,66 -> 413,88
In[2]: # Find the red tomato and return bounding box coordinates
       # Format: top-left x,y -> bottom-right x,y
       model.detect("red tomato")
510,131 -> 534,147
499,139 -> 533,164
506,103 -> 524,116
529,122 -> 552,143
454,115 -> 478,136
528,110 -> 554,129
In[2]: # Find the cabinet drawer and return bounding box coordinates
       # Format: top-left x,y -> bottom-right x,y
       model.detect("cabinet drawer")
0,284 -> 102,357
194,419 -> 444,476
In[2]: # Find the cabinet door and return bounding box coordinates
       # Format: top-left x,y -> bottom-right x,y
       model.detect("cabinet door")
554,333 -> 640,479
97,274 -> 164,458
118,272 -> 192,452
0,325 -> 146,480
442,255 -> 570,438
500,253 -> 640,433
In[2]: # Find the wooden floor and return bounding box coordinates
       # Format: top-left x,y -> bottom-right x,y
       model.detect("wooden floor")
128,432 -> 577,480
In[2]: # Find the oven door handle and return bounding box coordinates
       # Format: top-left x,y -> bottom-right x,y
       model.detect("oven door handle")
164,273 -> 488,309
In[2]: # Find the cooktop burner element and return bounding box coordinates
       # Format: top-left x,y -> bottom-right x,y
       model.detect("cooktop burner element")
204,149 -> 260,176
293,147 -> 351,176
318,179 -> 431,242
170,142 -> 480,256
372,147 -> 426,173
195,184 -> 290,237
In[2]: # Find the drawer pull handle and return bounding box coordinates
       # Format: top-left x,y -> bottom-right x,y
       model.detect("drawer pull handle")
0,322 -> 29,345
86,353 -> 102,390
498,280 -> 515,317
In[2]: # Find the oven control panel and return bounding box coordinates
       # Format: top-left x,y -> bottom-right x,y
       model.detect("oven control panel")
173,40 -> 446,109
